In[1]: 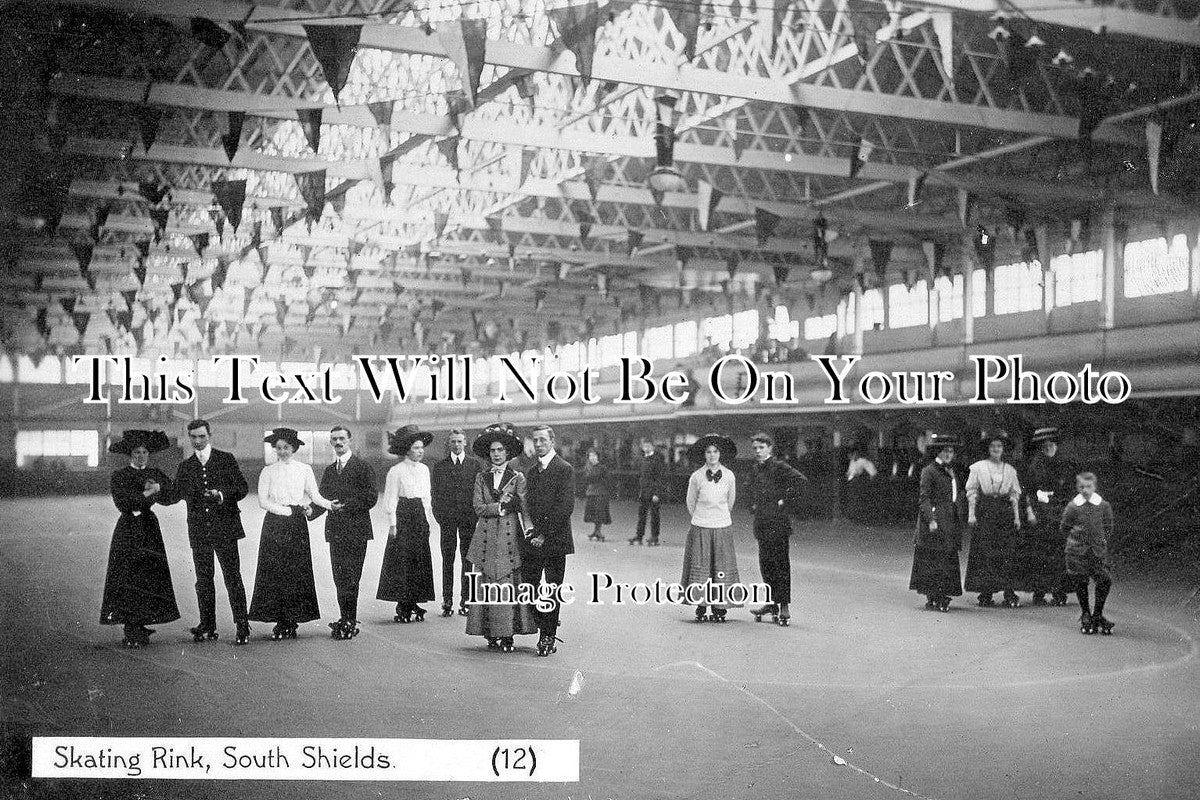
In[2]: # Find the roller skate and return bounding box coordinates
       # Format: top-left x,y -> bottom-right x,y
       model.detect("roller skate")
647,537 -> 660,547
234,621 -> 250,646
924,597 -> 937,610
500,637 -> 515,653
189,624 -> 219,642
627,536 -> 643,546
976,594 -> 996,608
121,623 -> 149,649
1051,593 -> 1069,606
394,604 -> 411,623
1002,594 -> 1021,609
457,605 -> 469,616
283,621 -> 298,639
536,634 -> 561,657
411,605 -> 427,622
694,605 -> 708,623
710,608 -> 728,623
1031,594 -> 1048,607
776,603 -> 791,626
935,597 -> 952,613
271,622 -> 287,640
329,618 -> 359,640
750,604 -> 778,623
1079,613 -> 1097,634
1093,615 -> 1114,635
440,603 -> 454,618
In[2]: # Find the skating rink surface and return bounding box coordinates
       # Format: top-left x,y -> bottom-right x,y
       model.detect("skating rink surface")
2,494 -> 1198,800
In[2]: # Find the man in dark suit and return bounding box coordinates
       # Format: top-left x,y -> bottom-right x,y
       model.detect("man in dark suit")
521,425 -> 575,657
431,428 -> 481,617
629,438 -> 666,546
747,431 -> 807,627
316,426 -> 378,639
168,419 -> 251,644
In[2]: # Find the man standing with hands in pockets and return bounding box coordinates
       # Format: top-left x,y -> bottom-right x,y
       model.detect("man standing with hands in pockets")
521,425 -> 575,657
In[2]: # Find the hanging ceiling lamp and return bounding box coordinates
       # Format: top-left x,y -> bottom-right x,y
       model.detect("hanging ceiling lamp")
648,92 -> 687,193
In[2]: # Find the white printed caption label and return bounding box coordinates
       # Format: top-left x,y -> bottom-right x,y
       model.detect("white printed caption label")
32,738 -> 579,781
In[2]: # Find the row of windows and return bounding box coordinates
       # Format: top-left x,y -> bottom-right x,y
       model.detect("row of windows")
2,238 -> 1193,385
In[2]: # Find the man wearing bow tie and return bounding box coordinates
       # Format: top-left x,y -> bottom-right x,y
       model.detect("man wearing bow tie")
431,429 -> 481,616
521,425 -> 575,657
747,431 -> 807,626
314,426 -> 378,639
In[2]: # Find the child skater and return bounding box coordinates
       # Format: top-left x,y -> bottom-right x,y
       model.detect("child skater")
1059,472 -> 1115,635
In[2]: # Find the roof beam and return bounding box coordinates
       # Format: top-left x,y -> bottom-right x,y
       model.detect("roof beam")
64,0 -> 1143,142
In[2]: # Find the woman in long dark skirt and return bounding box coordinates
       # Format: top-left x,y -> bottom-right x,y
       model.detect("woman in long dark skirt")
582,449 -> 611,541
964,431 -> 1024,608
909,433 -> 965,612
465,423 -> 537,651
101,430 -> 181,648
377,425 -> 437,623
249,428 -> 333,640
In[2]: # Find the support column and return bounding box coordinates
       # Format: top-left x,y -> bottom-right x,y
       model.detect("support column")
852,280 -> 865,355
1100,204 -> 1118,330
961,235 -> 975,345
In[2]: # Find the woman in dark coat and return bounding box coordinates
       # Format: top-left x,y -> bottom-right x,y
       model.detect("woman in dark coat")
249,428 -> 333,640
582,449 -> 611,541
964,431 -> 1024,608
909,433 -> 965,612
465,423 -> 537,651
377,425 -> 437,623
101,429 -> 181,648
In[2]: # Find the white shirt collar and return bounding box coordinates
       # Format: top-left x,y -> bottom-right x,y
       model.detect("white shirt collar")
451,453 -> 463,465
196,445 -> 212,461
1073,493 -> 1103,506
337,451 -> 352,466
538,451 -> 555,469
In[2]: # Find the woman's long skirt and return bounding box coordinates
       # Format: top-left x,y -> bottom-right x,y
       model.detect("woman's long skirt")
908,546 -> 963,597
376,497 -> 435,604
1013,502 -> 1067,593
964,495 -> 1019,594
583,494 -> 611,524
100,511 -> 181,626
465,513 -> 537,639
680,525 -> 742,609
248,510 -> 321,624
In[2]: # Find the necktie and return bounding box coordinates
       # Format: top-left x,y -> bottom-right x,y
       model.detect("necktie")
706,469 -> 722,483
336,460 -> 343,474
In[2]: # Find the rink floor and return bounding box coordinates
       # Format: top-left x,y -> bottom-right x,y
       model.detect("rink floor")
2,494 -> 1198,800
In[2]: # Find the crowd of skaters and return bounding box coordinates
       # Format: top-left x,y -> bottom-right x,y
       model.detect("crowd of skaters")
97,420 -> 1117,657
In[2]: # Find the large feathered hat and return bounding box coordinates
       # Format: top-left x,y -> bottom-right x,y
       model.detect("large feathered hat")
472,423 -> 522,459
264,427 -> 305,450
980,429 -> 1012,448
388,424 -> 434,456
1031,426 -> 1060,444
109,429 -> 172,455
687,433 -> 737,465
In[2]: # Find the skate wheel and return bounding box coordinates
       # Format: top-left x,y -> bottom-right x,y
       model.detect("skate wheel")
457,608 -> 469,616
752,615 -> 762,622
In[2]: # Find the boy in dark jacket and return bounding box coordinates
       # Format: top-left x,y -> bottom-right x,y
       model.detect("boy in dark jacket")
1059,472 -> 1115,635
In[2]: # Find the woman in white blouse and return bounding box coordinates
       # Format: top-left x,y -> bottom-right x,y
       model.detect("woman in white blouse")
963,431 -> 1024,608
248,428 -> 333,640
375,425 -> 437,623
680,434 -> 741,623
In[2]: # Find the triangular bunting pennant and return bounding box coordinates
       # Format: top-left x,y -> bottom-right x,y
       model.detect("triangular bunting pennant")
433,210 -> 449,240
133,261 -> 147,286
665,0 -> 702,62
546,0 -> 600,86
368,99 -> 395,128
137,105 -> 163,153
212,257 -> 231,290
773,262 -> 790,285
907,168 -> 927,208
222,110 -> 245,161
72,312 -> 90,336
139,180 -> 169,205
579,219 -> 593,242
869,239 -> 893,281
190,232 -> 209,256
436,136 -> 460,173
627,229 -> 644,255
755,206 -> 781,247
70,238 -> 94,273
270,206 -> 285,236
726,252 -> 740,280
295,170 -> 327,229
519,148 -> 535,186
368,154 -> 396,203
297,107 -> 323,153
302,24 -> 363,103
697,179 -> 723,232
437,18 -> 488,107
211,178 -> 247,233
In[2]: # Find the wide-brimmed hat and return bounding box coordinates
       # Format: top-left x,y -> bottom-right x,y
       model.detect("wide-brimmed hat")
1031,426 -> 1060,444
388,424 -> 434,456
264,427 -> 305,450
109,429 -> 172,455
926,432 -> 963,454
472,423 -> 522,460
980,429 -> 1012,448
688,433 -> 737,465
